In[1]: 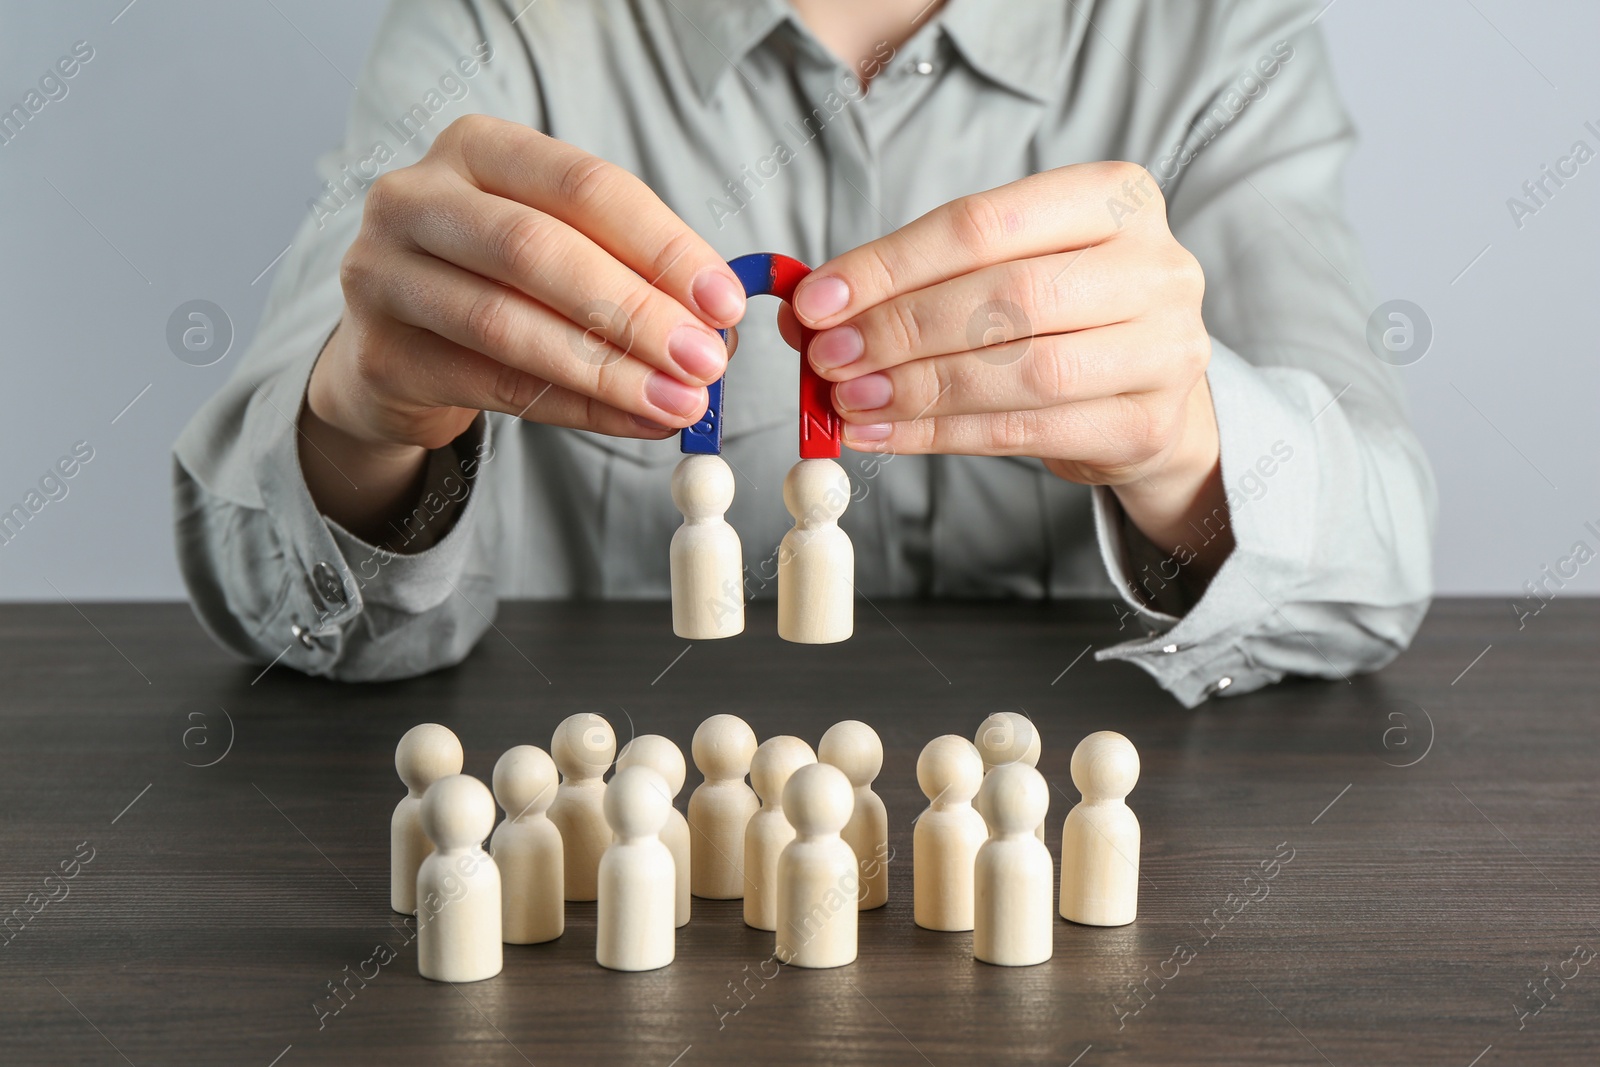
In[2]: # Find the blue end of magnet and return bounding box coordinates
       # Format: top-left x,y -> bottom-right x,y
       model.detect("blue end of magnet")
680,254 -> 775,455
680,365 -> 725,455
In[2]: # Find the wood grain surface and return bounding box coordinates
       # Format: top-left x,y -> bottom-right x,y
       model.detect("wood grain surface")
0,598 -> 1595,1066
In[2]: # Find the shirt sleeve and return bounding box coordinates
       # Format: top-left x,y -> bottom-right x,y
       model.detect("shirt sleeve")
1090,5 -> 1437,707
171,0 -> 540,680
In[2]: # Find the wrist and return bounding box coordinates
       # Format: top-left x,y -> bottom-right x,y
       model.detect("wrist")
299,325 -> 432,543
1109,377 -> 1232,578
305,323 -> 420,457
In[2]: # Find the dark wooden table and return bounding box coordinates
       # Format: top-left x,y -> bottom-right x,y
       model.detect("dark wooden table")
1,598 -> 1595,1066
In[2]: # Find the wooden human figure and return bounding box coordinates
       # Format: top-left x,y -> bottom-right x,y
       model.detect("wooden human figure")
1060,731 -> 1141,926
596,765 -> 677,971
488,745 -> 563,945
416,774 -> 502,982
775,762 -> 858,968
777,458 -> 853,644
392,723 -> 463,914
744,736 -> 817,931
913,735 -> 988,932
817,719 -> 888,910
974,712 -> 1045,841
974,763 -> 1053,967
616,734 -> 692,927
688,714 -> 759,899
548,712 -> 615,902
670,454 -> 744,640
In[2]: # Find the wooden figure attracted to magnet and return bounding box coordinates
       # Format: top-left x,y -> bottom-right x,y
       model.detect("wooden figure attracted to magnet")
669,253 -> 853,645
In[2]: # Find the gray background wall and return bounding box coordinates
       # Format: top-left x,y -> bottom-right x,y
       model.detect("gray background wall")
1,0 -> 1595,600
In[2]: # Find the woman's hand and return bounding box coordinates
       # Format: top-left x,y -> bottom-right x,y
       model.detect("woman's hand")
789,162 -> 1231,576
298,115 -> 746,541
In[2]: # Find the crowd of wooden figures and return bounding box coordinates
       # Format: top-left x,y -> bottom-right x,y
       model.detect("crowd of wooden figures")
391,712 -> 1142,979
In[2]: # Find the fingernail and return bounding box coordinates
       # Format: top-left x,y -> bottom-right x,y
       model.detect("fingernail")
667,325 -> 727,382
693,271 -> 745,324
795,275 -> 850,322
809,326 -> 863,371
835,372 -> 893,413
632,415 -> 671,432
645,372 -> 705,420
844,422 -> 894,445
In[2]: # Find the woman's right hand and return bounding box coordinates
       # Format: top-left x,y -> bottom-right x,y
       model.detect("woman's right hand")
296,115 -> 745,540
312,114 -> 745,449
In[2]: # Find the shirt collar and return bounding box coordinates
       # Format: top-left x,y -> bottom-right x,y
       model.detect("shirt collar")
936,0 -> 1063,102
664,0 -> 795,102
665,0 -> 1064,104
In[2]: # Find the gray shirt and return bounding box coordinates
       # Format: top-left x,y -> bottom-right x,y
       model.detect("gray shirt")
172,0 -> 1436,707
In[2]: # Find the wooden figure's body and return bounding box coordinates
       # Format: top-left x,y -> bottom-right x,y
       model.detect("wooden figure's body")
1060,731 -> 1141,927
416,774 -> 502,982
974,764 -> 1053,966
616,734 -> 692,927
775,763 -> 857,968
391,723 -> 464,915
548,713 -> 616,902
913,735 -> 988,932
817,720 -> 888,909
975,712 -> 1045,841
688,715 -> 759,899
596,766 -> 676,971
777,459 -> 853,644
670,454 -> 744,640
488,745 -> 563,944
744,736 -> 817,930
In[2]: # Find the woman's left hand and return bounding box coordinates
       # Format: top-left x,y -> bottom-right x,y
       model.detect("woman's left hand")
788,161 -> 1231,574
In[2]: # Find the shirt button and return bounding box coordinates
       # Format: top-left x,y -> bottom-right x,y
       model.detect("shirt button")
1161,643 -> 1180,654
312,562 -> 346,608
1212,676 -> 1233,693
290,622 -> 320,650
912,60 -> 936,75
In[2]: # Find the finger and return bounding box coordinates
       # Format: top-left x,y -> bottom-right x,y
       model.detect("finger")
442,116 -> 747,327
793,161 -> 1163,328
809,244 -> 1161,379
841,394 -> 1165,470
394,171 -> 731,386
776,304 -> 802,352
831,323 -> 1194,423
366,249 -> 708,426
371,324 -> 677,439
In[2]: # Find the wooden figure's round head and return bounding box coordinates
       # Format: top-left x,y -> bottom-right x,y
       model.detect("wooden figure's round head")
1070,730 -> 1140,800
492,745 -> 557,820
974,712 -> 1040,772
419,774 -> 495,851
817,719 -> 882,788
604,765 -> 672,840
395,723 -> 464,795
750,735 -> 817,807
551,712 -> 615,781
691,714 -> 757,780
783,762 -> 853,837
616,734 -> 687,798
917,735 -> 984,806
977,763 -> 1048,836
671,454 -> 735,520
782,458 -> 849,524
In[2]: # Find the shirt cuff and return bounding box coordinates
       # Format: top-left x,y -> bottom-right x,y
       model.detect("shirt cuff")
247,348 -> 493,669
1090,338 -> 1319,706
